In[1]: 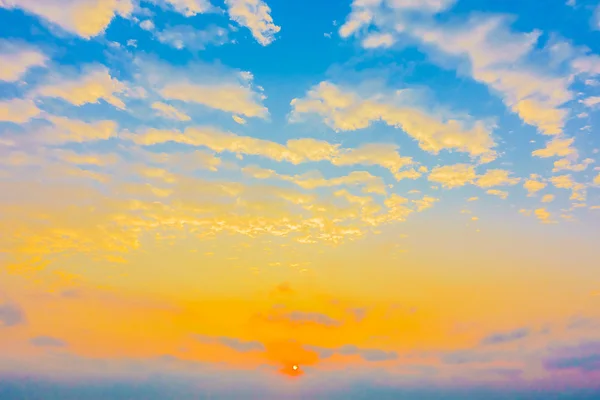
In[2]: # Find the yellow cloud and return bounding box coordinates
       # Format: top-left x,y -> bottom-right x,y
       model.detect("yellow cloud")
42,116 -> 118,144
412,195 -> 439,212
151,102 -> 191,121
242,167 -> 387,194
0,40 -> 47,82
428,164 -> 476,188
534,208 -> 552,223
512,99 -> 566,136
0,0 -> 134,38
160,81 -> 268,118
594,173 -> 600,185
0,98 -> 41,123
290,82 -> 497,162
126,127 -> 417,179
486,189 -> 509,200
36,65 -> 127,109
476,169 -> 520,188
550,174 -> 586,202
552,158 -> 593,172
541,194 -> 555,203
532,137 -> 577,158
232,115 -> 247,125
54,150 -> 119,166
523,177 -> 546,196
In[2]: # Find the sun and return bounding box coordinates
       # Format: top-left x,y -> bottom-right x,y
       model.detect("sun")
292,365 -> 298,371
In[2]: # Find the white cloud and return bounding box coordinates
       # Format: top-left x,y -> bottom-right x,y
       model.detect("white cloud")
0,0 -> 134,38
340,0 -> 455,39
362,32 -> 395,49
0,40 -> 46,82
156,25 -> 229,50
35,65 -> 127,109
340,4 -> 576,136
581,96 -> 600,108
410,17 -> 571,136
225,0 -> 280,46
140,20 -> 155,31
163,0 -> 213,16
0,99 -> 42,123
151,102 -> 191,121
290,81 -> 497,162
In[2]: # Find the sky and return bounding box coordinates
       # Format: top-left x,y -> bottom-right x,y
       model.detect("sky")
1,0 -> 600,398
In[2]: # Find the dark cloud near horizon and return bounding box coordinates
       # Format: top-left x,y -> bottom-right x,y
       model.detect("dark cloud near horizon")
480,327 -> 529,345
0,303 -> 26,327
544,341 -> 600,372
30,335 -> 68,348
193,335 -> 264,352
307,343 -> 398,362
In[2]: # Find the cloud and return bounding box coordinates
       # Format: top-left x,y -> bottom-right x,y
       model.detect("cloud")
534,208 -> 552,223
339,0 -> 455,39
151,102 -> 191,121
126,127 -> 416,179
476,169 -> 520,188
486,189 -> 508,199
39,116 -> 118,144
409,17 -> 571,136
232,115 -> 246,124
480,327 -> 530,345
54,150 -> 119,166
340,4 -> 575,136
532,137 -> 578,158
30,335 -> 68,347
311,343 -> 398,362
362,32 -> 395,49
35,65 -> 127,109
225,0 -> 280,46
155,25 -> 230,50
553,158 -> 593,172
523,176 -> 547,196
541,194 -> 555,203
283,311 -> 341,327
242,166 -> 387,194
595,173 -> 600,185
0,98 -> 42,123
0,0 -> 134,38
544,341 -> 600,372
0,302 -> 26,327
162,0 -> 213,16
428,164 -> 476,188
581,96 -> 600,107
0,40 -> 46,82
160,80 -> 267,119
193,335 -> 265,352
291,82 -> 497,162
139,19 -> 155,31
549,174 -> 586,202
